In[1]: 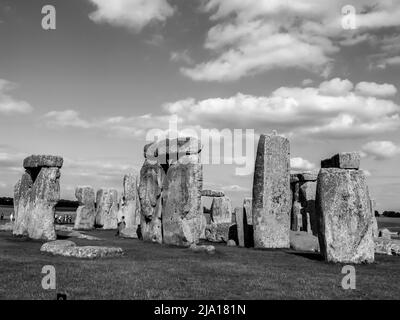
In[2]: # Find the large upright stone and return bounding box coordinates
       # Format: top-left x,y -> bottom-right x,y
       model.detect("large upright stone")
321,152 -> 360,170
13,179 -> 22,221
117,172 -> 141,237
162,155 -> 203,247
95,188 -> 118,230
252,133 -> 291,248
74,186 -> 96,230
243,198 -> 252,225
235,207 -> 245,247
138,159 -> 165,244
13,164 -> 60,240
316,168 -> 374,263
300,181 -> 317,235
210,197 -> 232,224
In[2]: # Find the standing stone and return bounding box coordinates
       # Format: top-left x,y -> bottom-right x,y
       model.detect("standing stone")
370,199 -> 379,238
95,188 -> 118,230
243,198 -> 252,226
235,207 -> 245,247
139,159 -> 165,244
117,172 -> 141,237
13,156 -> 62,241
13,179 -> 22,221
243,197 -> 254,247
74,186 -> 96,230
162,155 -> 203,247
252,133 -> 291,248
210,197 -> 232,224
316,168 -> 374,263
300,181 -> 317,235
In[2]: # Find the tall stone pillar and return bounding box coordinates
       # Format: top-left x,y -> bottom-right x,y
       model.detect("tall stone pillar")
74,186 -> 96,230
252,132 -> 291,248
95,188 -> 118,229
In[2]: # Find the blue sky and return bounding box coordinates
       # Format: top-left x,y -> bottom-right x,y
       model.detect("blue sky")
0,0 -> 400,211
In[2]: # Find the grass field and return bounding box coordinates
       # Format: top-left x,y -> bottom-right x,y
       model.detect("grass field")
1,205 -> 400,300
1,228 -> 400,300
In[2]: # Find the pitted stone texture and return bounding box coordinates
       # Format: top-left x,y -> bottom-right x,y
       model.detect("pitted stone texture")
162,155 -> 203,247
13,167 -> 60,240
74,186 -> 96,230
13,179 -> 21,220
205,222 -> 231,243
40,240 -> 124,259
375,238 -> 400,256
316,168 -> 374,263
235,207 -> 244,247
252,133 -> 291,248
139,160 -> 165,244
23,155 -> 63,169
300,181 -> 317,234
298,171 -> 319,182
201,189 -> 225,197
95,188 -> 118,230
321,152 -> 360,170
210,197 -> 232,224
117,172 -> 141,236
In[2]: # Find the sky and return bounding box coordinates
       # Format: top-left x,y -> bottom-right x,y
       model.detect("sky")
0,0 -> 400,211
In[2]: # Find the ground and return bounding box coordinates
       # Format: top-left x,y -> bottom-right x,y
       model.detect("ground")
1,206 -> 400,300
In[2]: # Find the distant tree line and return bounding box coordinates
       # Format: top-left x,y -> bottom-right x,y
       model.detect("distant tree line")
0,197 -> 78,209
382,211 -> 400,218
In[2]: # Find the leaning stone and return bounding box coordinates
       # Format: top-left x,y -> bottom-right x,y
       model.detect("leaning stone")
162,155 -> 203,247
210,197 -> 232,224
252,133 -> 291,248
138,159 -> 165,244
201,189 -> 225,197
95,188 -> 119,230
23,155 -> 63,169
74,186 -> 96,230
40,240 -> 124,259
321,152 -> 360,170
316,168 -> 374,263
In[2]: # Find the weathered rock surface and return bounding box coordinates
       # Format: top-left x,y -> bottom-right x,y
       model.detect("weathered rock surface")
201,190 -> 225,197
243,198 -> 252,226
23,155 -> 63,169
300,181 -> 317,234
0,222 -> 13,232
189,244 -> 216,254
321,152 -> 360,170
13,165 -> 61,241
139,160 -> 165,244
297,171 -> 318,182
290,231 -> 319,252
210,197 -> 232,224
205,222 -> 231,243
227,239 -> 237,247
374,238 -> 400,256
95,188 -> 118,230
252,133 -> 291,248
119,227 -> 139,239
40,240 -> 124,259
74,186 -> 96,230
162,155 -> 203,247
117,172 -> 141,237
234,207 -> 244,247
316,168 -> 374,263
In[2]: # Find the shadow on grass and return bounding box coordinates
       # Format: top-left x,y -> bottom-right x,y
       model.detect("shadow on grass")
288,251 -> 324,261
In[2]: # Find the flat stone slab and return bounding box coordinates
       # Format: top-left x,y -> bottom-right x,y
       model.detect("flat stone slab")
297,171 -> 319,182
68,231 -> 102,241
201,190 -> 225,197
23,155 -> 63,169
321,152 -> 360,169
40,240 -> 124,259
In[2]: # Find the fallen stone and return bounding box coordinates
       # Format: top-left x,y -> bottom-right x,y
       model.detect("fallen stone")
162,155 -> 203,247
23,155 -> 63,169
55,225 -> 74,232
227,239 -> 237,247
74,186 -> 96,230
189,244 -> 216,254
321,152 -> 360,170
290,231 -> 319,252
316,168 -> 374,263
201,189 -> 225,197
0,222 -> 13,232
374,238 -> 400,256
67,231 -> 101,241
252,133 -> 291,248
40,240 -> 124,259
95,188 -> 118,230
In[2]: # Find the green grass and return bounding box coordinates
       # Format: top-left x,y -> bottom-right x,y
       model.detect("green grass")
1,229 -> 400,300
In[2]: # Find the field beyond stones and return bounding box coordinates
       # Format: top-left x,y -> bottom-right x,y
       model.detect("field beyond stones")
1,214 -> 400,300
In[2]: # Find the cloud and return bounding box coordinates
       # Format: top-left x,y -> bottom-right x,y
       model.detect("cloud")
88,0 -> 175,32
290,157 -> 316,171
170,50 -> 194,65
361,141 -> 400,160
221,184 -> 250,192
162,78 -> 400,139
355,82 -> 397,97
302,79 -> 314,86
43,110 -> 92,129
0,79 -> 33,115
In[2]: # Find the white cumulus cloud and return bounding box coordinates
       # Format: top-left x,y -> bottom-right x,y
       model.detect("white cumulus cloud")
0,79 -> 33,115
361,141 -> 400,160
